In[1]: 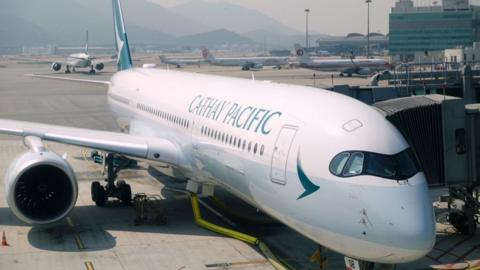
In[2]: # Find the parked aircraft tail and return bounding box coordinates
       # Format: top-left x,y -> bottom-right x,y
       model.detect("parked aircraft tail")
201,48 -> 216,62
112,0 -> 133,71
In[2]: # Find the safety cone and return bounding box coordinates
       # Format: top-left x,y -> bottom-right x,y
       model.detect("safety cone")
1,231 -> 9,246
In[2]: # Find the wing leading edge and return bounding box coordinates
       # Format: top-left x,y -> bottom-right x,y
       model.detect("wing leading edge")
0,119 -> 180,165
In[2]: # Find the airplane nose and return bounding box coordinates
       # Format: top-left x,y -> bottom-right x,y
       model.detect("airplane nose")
382,174 -> 436,262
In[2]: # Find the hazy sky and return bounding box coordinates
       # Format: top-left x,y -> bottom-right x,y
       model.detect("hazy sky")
147,0 -> 441,35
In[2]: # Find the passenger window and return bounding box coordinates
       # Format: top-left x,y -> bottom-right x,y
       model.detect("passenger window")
248,142 -> 252,152
254,143 -> 258,154
242,140 -> 246,150
343,152 -> 364,176
260,145 -> 265,156
329,152 -> 350,176
238,139 -> 242,148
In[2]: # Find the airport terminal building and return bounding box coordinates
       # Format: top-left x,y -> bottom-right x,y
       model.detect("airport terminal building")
389,0 -> 478,61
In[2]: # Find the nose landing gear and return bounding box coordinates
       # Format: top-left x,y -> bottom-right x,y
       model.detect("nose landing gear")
91,153 -> 132,206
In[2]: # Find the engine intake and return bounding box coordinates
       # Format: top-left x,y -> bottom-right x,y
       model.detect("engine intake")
95,63 -> 104,71
52,62 -> 62,71
5,138 -> 77,225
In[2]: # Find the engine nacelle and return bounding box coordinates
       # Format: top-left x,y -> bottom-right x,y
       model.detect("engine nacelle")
5,144 -> 78,225
357,67 -> 372,75
51,62 -> 62,71
95,63 -> 104,71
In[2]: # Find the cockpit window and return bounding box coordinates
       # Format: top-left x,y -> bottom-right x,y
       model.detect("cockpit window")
394,149 -> 419,178
329,152 -> 350,175
329,148 -> 420,180
343,152 -> 364,176
365,153 -> 396,178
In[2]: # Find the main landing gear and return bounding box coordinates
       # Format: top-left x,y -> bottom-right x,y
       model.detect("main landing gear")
91,153 -> 132,206
65,66 -> 71,74
89,66 -> 96,74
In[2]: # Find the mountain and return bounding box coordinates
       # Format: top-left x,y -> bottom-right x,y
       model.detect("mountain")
73,0 -> 211,37
0,12 -> 53,47
170,0 -> 299,35
0,0 -> 214,47
175,29 -> 257,48
0,0 -> 311,49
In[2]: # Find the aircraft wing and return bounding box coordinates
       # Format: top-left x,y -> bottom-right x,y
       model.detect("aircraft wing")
0,119 -> 180,165
92,58 -> 117,65
25,74 -> 110,86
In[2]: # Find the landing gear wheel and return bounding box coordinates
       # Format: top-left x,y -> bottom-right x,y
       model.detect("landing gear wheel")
93,183 -> 106,206
89,69 -> 96,74
91,181 -> 100,201
91,153 -> 135,207
65,69 -> 71,74
119,183 -> 132,206
339,73 -> 344,77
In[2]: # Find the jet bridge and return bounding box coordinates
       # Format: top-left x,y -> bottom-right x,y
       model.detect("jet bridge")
374,94 -> 479,187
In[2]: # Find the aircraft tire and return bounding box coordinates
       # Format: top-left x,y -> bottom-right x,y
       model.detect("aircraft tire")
119,183 -> 132,206
93,184 -> 107,206
91,181 -> 100,202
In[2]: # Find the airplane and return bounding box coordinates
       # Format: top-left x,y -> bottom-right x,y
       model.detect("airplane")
202,49 -> 289,70
0,0 -> 435,268
294,47 -> 391,77
50,31 -> 110,74
159,55 -> 203,68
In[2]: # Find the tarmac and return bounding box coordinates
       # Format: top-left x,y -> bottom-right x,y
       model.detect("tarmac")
0,57 -> 478,270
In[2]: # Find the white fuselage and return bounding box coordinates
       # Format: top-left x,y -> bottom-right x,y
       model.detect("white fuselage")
106,68 -> 435,264
208,56 -> 289,67
66,53 -> 92,68
299,58 -> 390,74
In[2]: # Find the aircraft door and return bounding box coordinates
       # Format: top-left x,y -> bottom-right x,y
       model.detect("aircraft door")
270,125 -> 298,185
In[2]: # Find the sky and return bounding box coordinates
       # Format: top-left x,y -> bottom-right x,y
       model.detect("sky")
147,0 -> 436,35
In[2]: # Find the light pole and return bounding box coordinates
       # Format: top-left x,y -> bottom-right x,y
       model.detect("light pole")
305,8 -> 310,49
366,0 -> 372,58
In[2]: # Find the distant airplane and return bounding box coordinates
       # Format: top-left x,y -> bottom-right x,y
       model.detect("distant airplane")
202,48 -> 289,70
295,47 -> 391,77
159,55 -> 203,68
50,31 -> 111,74
0,0 -> 436,268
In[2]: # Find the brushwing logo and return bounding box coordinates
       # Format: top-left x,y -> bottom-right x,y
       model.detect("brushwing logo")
297,152 -> 319,200
113,0 -> 132,71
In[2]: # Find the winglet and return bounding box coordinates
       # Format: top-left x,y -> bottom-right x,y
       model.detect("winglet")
112,0 -> 133,71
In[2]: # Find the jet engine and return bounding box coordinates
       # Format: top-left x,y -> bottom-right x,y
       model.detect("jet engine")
4,137 -> 78,225
51,62 -> 62,71
357,67 -> 372,75
95,63 -> 105,71
242,62 -> 263,71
